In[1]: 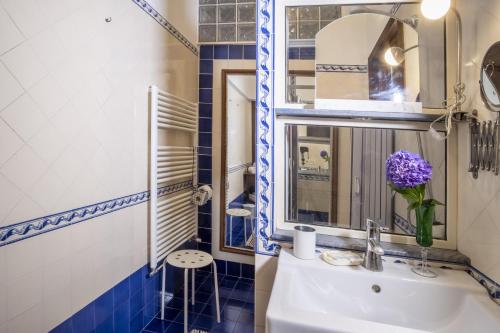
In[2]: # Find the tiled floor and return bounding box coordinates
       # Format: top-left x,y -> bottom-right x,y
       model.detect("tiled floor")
142,270 -> 254,333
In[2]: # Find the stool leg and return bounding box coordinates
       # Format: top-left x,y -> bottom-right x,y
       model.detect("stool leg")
212,261 -> 221,323
229,216 -> 233,246
191,268 -> 195,305
161,265 -> 166,320
184,268 -> 188,333
244,217 -> 248,245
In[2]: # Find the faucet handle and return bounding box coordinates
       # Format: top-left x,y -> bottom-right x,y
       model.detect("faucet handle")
366,219 -> 390,232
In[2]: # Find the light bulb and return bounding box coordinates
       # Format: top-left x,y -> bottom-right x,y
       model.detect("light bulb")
384,47 -> 405,66
421,0 -> 451,20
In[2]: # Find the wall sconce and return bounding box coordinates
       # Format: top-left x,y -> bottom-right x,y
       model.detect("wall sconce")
384,45 -> 419,66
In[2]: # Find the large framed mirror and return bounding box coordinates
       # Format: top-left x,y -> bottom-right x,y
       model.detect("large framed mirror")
285,123 -> 447,239
274,117 -> 457,248
280,1 -> 448,112
220,70 -> 257,255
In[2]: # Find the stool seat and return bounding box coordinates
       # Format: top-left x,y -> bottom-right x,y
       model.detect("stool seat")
161,249 -> 221,333
227,208 -> 252,217
166,250 -> 213,269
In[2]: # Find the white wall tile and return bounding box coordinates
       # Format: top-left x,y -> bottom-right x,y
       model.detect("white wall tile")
29,169 -> 66,214
0,62 -> 23,112
6,304 -> 43,333
0,119 -> 23,166
2,196 -> 45,232
28,27 -> 67,71
0,174 -> 22,226
42,287 -> 72,333
456,0 -> 500,283
1,42 -> 47,89
0,1 -> 199,331
0,0 -> 50,38
0,249 -> 7,326
1,93 -> 47,141
28,74 -> 69,118
7,268 -> 42,320
0,145 -> 48,193
0,5 -> 24,55
28,123 -> 66,164
255,289 -> 271,328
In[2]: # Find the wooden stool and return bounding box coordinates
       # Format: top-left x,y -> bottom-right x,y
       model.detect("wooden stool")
161,250 -> 221,333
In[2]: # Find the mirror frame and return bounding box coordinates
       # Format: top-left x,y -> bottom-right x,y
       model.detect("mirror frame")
220,69 -> 257,256
273,115 -> 458,249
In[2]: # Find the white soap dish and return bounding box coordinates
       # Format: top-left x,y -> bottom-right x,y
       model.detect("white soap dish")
321,250 -> 363,266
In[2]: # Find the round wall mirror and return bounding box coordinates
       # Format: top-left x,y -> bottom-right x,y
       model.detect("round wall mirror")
480,41 -> 500,112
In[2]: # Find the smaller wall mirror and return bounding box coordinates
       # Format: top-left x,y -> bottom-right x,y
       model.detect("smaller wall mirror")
480,41 -> 500,112
285,2 -> 447,110
220,70 -> 257,255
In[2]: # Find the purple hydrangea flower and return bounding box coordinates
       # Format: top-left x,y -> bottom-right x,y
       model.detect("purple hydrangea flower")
386,150 -> 432,188
320,150 -> 328,158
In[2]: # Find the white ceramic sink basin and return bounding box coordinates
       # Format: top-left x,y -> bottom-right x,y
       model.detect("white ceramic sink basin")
266,249 -> 500,333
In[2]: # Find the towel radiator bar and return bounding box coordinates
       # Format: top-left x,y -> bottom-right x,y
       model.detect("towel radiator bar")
149,85 -> 198,272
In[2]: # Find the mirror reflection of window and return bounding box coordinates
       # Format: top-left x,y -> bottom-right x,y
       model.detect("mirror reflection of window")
221,72 -> 257,254
285,125 -> 447,240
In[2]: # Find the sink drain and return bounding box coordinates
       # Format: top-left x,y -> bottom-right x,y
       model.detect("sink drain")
372,284 -> 381,293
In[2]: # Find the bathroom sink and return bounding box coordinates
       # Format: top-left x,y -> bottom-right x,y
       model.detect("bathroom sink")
266,249 -> 500,333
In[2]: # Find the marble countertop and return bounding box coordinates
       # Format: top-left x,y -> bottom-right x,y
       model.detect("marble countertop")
272,230 -> 470,266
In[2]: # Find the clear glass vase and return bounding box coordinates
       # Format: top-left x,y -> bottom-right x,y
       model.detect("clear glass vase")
411,204 -> 437,278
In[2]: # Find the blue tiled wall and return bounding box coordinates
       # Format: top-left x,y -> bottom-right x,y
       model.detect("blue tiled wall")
50,264 -> 161,333
49,244 -> 253,333
197,44 -> 256,256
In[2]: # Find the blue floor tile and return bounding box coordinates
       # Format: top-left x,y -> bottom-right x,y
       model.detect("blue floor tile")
142,274 -> 254,333
143,318 -> 170,333
233,322 -> 254,333
164,322 -> 183,333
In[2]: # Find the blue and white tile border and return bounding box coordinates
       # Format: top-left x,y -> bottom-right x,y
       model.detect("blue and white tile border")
393,214 -> 416,235
0,181 -> 193,248
467,267 -> 500,302
256,0 -> 279,256
132,0 -> 198,56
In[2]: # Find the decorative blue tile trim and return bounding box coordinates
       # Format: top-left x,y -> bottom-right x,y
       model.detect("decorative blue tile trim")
467,267 -> 500,301
132,0 -> 198,56
393,214 -> 416,235
256,0 -> 279,256
0,181 -> 193,248
316,64 -> 368,73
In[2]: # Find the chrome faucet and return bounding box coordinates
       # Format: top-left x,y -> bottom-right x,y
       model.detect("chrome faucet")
362,219 -> 385,272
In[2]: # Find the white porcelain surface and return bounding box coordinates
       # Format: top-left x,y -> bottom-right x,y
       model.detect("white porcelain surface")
267,249 -> 500,333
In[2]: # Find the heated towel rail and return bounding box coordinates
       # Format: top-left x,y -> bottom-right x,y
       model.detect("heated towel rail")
149,85 -> 198,272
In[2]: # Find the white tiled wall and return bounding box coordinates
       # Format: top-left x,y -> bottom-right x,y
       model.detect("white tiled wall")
0,0 -> 198,331
254,254 -> 278,332
456,0 -> 500,283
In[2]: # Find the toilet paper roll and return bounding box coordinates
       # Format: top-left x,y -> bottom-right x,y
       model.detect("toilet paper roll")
293,225 -> 316,260
192,185 -> 213,206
